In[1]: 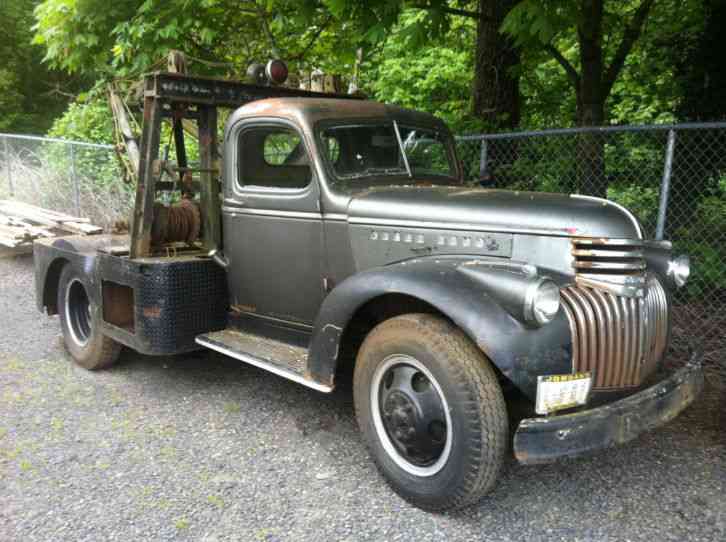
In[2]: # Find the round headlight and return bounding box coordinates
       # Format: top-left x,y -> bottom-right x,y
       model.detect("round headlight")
524,279 -> 561,326
669,254 -> 690,288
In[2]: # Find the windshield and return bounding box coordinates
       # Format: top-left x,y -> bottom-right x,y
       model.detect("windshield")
319,122 -> 459,189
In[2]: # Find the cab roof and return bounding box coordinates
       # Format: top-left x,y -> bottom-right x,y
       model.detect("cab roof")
231,98 -> 449,132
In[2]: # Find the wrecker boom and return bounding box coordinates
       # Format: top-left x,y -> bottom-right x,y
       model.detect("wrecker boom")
108,68 -> 359,259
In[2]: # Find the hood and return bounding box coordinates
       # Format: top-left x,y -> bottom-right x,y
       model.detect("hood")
346,186 -> 642,239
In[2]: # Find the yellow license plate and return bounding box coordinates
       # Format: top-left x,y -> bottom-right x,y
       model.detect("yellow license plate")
535,372 -> 593,415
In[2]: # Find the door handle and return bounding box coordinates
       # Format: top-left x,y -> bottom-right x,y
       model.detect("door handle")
223,198 -> 247,210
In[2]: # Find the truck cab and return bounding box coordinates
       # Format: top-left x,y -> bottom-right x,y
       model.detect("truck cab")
33,71 -> 702,511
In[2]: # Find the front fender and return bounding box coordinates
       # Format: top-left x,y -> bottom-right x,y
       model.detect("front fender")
308,256 -> 573,399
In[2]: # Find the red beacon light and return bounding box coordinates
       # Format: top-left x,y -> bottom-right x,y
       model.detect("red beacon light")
265,59 -> 288,85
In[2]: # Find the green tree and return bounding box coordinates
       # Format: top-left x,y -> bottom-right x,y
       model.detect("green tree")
33,0 -> 357,81
501,0 -> 699,195
46,99 -> 115,144
503,0 -> 657,127
368,11 -> 479,131
323,0 -> 523,129
0,0 -> 86,134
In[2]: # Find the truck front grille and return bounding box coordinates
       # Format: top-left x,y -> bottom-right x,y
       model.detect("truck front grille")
571,238 -> 646,297
560,275 -> 669,390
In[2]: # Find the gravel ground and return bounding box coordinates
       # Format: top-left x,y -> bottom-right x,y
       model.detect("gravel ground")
1,255 -> 725,542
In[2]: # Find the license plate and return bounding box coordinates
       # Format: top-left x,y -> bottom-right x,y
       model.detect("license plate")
535,372 -> 593,415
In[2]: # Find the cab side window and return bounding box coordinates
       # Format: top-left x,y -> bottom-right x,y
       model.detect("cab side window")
238,126 -> 311,189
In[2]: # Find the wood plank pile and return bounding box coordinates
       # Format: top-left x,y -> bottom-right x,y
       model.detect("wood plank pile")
0,199 -> 102,254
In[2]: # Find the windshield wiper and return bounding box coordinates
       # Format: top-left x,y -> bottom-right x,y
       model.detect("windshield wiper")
392,120 -> 413,178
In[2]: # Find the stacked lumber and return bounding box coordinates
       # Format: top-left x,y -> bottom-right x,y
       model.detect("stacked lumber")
0,199 -> 102,253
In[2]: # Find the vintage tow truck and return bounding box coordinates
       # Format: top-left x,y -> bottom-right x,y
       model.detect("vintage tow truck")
33,62 -> 703,510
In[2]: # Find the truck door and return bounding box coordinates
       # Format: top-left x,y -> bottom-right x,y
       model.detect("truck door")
222,120 -> 325,326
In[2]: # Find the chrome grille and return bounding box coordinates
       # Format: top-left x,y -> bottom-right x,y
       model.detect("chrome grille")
571,238 -> 646,297
560,275 -> 669,390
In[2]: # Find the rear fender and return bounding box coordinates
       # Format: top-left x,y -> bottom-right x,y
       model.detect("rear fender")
308,256 -> 573,399
34,236 -> 112,314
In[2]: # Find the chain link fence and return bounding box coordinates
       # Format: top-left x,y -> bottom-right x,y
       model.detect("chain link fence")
0,133 -> 133,230
456,123 -> 726,380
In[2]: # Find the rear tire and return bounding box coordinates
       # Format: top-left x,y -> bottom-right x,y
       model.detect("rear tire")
353,313 -> 508,511
57,264 -> 121,370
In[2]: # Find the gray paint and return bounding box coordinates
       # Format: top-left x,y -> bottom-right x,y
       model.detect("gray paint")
216,97 -> 658,394
349,224 -> 512,269
307,256 -> 573,398
223,212 -> 325,324
223,116 -> 325,324
346,187 -> 642,239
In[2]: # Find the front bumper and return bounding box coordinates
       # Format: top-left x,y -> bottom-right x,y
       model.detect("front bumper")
513,351 -> 704,464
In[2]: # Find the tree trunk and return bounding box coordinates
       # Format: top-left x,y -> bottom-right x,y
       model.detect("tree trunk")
472,0 -> 521,130
575,0 -> 607,197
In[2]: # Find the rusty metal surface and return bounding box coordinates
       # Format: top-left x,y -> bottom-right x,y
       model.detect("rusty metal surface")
150,199 -> 201,246
561,274 -> 669,390
129,94 -> 163,259
199,328 -> 308,375
572,237 -> 648,297
513,350 -> 704,464
230,97 -> 446,130
146,72 -> 362,108
197,104 -> 221,252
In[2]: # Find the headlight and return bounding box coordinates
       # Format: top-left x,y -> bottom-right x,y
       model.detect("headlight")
524,279 -> 561,326
668,255 -> 690,288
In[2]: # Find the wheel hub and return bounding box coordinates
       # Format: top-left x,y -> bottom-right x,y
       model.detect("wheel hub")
377,361 -> 448,468
66,278 -> 92,346
383,392 -> 417,442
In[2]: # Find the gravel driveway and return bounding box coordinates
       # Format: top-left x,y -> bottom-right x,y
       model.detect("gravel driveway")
1,255 -> 725,541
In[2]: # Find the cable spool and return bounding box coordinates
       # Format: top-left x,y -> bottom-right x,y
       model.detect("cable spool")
151,199 -> 201,247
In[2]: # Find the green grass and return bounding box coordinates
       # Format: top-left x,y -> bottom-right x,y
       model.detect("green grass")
223,401 -> 241,414
207,494 -> 225,508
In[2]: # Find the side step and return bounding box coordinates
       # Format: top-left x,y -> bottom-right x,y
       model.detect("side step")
195,329 -> 333,393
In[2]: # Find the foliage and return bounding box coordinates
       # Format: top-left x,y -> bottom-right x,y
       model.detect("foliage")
322,1 -> 523,129
321,0 -> 455,46
606,184 -> 659,228
672,171 -> 726,297
691,175 -> 726,236
0,69 -> 25,132
367,11 -> 480,132
674,0 -> 726,122
42,98 -> 119,195
502,0 -> 704,126
33,0 -> 358,81
47,98 -> 115,144
28,0 -> 715,133
675,239 -> 726,297
0,0 -> 87,134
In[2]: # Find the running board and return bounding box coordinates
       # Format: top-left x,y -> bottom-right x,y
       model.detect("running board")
195,329 -> 333,393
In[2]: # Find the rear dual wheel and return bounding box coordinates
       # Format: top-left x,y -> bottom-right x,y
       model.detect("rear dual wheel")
354,313 -> 508,511
57,265 -> 121,370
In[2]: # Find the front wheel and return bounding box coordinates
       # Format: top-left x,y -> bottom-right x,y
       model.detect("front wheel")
57,264 -> 121,370
353,313 -> 508,511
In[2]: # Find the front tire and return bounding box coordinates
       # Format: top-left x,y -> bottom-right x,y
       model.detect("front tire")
354,313 -> 508,511
57,264 -> 121,370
